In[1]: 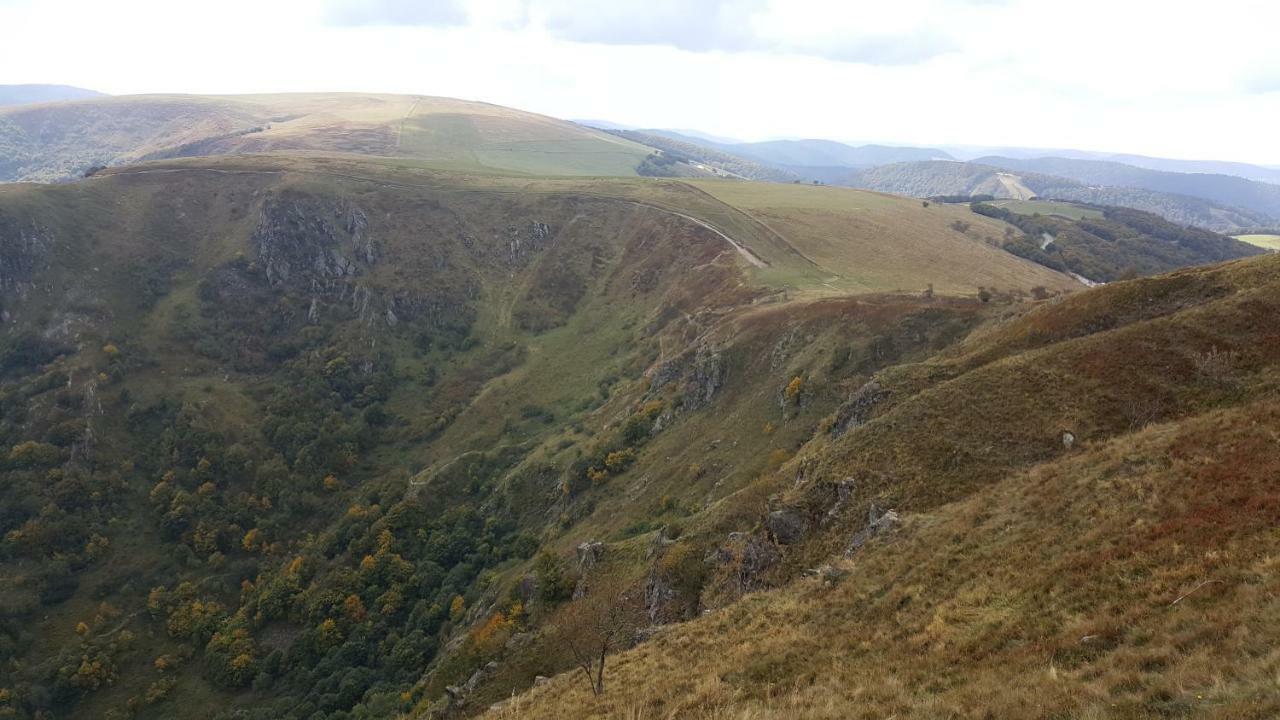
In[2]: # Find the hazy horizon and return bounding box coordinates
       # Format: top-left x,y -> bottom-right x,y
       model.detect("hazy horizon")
2,0 -> 1279,165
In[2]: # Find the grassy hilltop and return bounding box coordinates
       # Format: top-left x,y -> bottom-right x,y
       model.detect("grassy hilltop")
0,93 -> 653,182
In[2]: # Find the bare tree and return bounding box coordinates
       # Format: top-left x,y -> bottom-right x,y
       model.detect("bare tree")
557,569 -> 644,696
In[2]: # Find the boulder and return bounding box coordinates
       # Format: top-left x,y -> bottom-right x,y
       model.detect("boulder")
737,536 -> 780,593
766,507 -> 808,545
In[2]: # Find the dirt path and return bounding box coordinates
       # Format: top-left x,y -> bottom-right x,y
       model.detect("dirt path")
397,96 -> 422,151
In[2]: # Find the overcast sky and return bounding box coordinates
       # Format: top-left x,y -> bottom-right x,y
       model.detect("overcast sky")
2,0 -> 1278,163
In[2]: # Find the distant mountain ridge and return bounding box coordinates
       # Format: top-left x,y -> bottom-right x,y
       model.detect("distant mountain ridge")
847,160 -> 1272,232
646,129 -> 954,170
945,145 -> 1280,183
0,84 -> 104,106
975,155 -> 1280,221
1098,153 -> 1280,185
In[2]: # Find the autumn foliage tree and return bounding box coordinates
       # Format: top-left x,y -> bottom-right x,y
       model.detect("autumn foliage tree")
554,567 -> 645,696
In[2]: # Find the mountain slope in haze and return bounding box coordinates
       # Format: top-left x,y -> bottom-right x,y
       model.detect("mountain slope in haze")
1101,153 -> 1280,185
946,145 -> 1280,182
850,160 -> 1272,232
647,130 -> 953,171
972,200 -> 1263,282
0,153 -> 1082,720
721,138 -> 953,169
599,128 -> 799,182
0,84 -> 104,107
977,155 -> 1280,223
0,93 -> 654,182
485,250 -> 1280,720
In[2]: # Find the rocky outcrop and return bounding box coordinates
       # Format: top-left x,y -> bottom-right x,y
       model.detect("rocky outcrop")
766,507 -> 808,545
649,343 -> 727,412
436,659 -> 501,717
248,192 -> 479,332
706,532 -> 780,599
643,569 -> 676,624
576,540 -> 604,572
830,380 -> 889,437
845,504 -> 900,556
252,193 -> 374,288
504,221 -> 555,266
0,215 -> 53,315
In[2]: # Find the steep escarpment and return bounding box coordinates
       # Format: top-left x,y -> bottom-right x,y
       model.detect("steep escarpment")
494,252 -> 1280,720
0,160 -> 767,720
5,153 -> 1269,720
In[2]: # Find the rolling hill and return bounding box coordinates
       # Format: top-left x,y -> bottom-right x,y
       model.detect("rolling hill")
597,128 -> 797,182
1100,153 -> 1280,185
971,200 -> 1263,282
847,160 -> 1273,232
977,155 -> 1280,223
645,130 -> 953,172
0,93 -> 654,182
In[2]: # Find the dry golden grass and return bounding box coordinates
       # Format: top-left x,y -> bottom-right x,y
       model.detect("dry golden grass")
485,397 -> 1280,719
474,254 -> 1280,720
687,179 -> 1078,297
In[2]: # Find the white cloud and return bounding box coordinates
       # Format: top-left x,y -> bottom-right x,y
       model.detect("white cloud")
324,0 -> 469,26
1,0 -> 1278,163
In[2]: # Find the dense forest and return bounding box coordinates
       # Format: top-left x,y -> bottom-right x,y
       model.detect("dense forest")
971,202 -> 1262,282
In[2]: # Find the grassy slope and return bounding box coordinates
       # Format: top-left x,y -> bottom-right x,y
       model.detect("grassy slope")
95,155 -> 1080,299
0,155 -> 1086,719
1234,234 -> 1280,251
0,93 -> 653,181
3,154 -> 1275,719
482,253 -> 1280,719
990,198 -> 1105,221
686,180 -> 1076,296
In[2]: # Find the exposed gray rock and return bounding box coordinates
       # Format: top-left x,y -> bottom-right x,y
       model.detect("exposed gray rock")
766,507 -> 808,545
534,675 -> 551,686
0,216 -> 53,313
831,380 -> 889,437
824,477 -> 857,523
505,221 -> 554,265
649,343 -> 726,412
804,564 -> 848,585
845,504 -> 901,556
643,569 -> 676,623
646,525 -> 677,559
737,535 -> 780,593
576,541 -> 604,572
253,194 -> 369,287
1062,430 -> 1076,449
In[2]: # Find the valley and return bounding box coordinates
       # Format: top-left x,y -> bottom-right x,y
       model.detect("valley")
0,90 -> 1275,720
